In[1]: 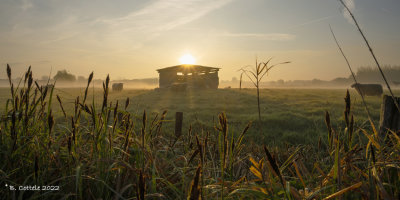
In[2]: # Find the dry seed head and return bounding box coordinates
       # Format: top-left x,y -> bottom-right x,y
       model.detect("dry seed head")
325,111 -> 332,134
264,145 -> 284,187
106,74 -> 110,87
188,165 -> 202,200
87,72 -> 94,86
113,100 -> 119,119
28,72 -> 33,90
7,64 -> 12,84
24,66 -> 31,83
56,95 -> 67,118
125,97 -> 130,110
142,110 -> 147,128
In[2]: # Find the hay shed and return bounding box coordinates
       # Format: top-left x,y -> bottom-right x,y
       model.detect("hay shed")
157,64 -> 220,89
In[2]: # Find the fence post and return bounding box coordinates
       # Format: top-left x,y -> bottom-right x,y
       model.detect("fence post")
175,112 -> 183,139
379,95 -> 400,136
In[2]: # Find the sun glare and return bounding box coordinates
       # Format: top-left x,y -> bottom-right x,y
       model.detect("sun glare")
179,54 -> 196,64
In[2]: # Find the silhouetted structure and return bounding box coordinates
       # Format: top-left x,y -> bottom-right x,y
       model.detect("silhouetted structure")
157,65 -> 220,89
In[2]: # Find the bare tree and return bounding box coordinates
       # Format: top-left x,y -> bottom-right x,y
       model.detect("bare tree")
239,58 -> 290,121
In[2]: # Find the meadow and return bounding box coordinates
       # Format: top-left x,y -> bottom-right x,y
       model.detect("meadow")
0,69 -> 399,199
0,86 -> 386,146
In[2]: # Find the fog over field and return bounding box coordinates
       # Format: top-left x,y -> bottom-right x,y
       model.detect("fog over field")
1,1 -> 400,199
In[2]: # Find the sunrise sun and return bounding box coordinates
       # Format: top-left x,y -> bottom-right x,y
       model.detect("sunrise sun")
179,54 -> 196,64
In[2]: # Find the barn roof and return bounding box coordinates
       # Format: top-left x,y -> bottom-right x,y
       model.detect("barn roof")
157,64 -> 220,73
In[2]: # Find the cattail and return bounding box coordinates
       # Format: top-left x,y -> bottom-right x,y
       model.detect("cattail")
14,95 -> 18,111
34,81 -> 40,90
156,110 -> 167,135
238,121 -> 251,146
56,95 -> 67,118
102,75 -> 109,112
82,104 -> 91,115
7,64 -> 12,85
188,165 -> 202,200
264,145 -> 285,188
42,86 -> 48,102
28,71 -> 33,90
113,100 -> 119,121
87,72 -> 93,86
24,66 -> 30,84
188,149 -> 200,165
83,72 -> 93,103
125,97 -> 130,110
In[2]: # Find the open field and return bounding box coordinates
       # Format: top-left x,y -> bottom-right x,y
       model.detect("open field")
1,76 -> 400,199
0,87 -> 391,145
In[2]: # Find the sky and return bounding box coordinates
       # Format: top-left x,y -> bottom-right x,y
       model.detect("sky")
1,0 -> 400,81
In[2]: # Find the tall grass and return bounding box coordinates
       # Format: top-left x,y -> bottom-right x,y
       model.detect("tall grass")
0,65 -> 399,199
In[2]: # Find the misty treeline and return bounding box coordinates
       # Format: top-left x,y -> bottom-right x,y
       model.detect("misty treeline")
49,69 -> 157,85
0,69 -> 158,87
224,65 -> 400,88
355,65 -> 400,83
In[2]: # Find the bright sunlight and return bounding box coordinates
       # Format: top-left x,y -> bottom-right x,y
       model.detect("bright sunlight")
179,54 -> 196,64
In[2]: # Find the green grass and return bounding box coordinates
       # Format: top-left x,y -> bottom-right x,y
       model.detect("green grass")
0,87 -> 387,146
1,75 -> 399,199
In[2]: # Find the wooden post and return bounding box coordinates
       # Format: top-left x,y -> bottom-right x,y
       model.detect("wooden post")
379,95 -> 400,136
175,112 -> 183,139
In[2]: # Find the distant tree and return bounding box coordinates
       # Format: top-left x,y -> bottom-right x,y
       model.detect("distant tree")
231,77 -> 238,82
78,76 -> 86,82
41,75 -> 49,81
356,65 -> 400,83
53,70 -> 76,82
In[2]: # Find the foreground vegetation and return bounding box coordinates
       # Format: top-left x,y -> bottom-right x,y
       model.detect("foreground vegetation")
0,83 -> 389,147
1,67 -> 399,199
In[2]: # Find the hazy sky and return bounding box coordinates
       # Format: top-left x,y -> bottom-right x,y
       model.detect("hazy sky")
1,0 -> 400,81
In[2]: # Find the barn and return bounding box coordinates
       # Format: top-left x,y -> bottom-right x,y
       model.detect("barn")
157,64 -> 220,89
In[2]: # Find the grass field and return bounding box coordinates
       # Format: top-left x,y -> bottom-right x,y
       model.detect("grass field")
1,74 -> 400,199
2,87 -> 388,145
